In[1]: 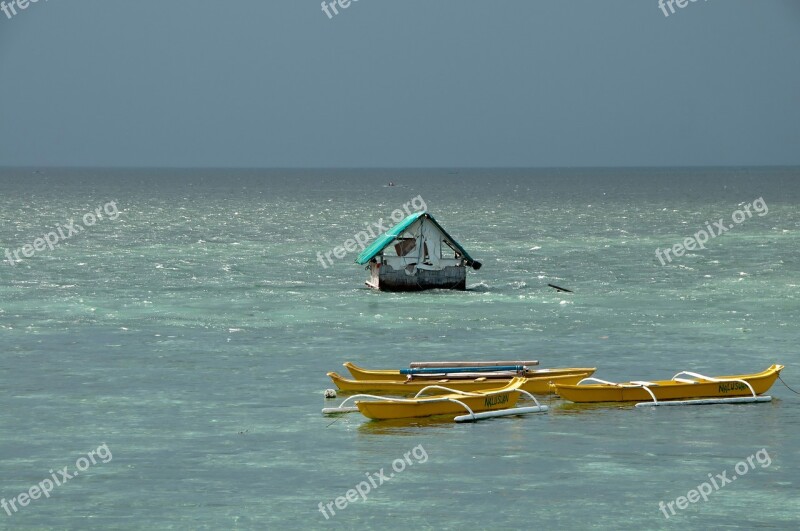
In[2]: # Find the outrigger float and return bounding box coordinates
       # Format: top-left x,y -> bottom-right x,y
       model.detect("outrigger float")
553,365 -> 784,407
322,377 -> 548,422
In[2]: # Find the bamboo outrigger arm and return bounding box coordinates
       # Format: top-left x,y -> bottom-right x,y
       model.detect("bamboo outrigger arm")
635,371 -> 768,407
574,373 -> 771,407
453,389 -> 547,423
321,384 -> 548,422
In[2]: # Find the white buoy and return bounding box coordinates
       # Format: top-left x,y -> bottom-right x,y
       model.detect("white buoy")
324,389 -> 337,399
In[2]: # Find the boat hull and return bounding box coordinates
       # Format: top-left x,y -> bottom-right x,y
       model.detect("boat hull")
554,365 -> 783,403
344,362 -> 405,381
343,362 -> 594,382
356,382 -> 523,420
367,262 -> 467,292
329,370 -> 596,395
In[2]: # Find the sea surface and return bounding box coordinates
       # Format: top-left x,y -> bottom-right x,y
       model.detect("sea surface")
0,168 -> 798,530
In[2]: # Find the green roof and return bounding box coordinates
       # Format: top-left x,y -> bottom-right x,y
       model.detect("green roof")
355,211 -> 477,266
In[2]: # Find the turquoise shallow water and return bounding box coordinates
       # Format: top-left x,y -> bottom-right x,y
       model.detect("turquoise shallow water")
0,169 -> 798,529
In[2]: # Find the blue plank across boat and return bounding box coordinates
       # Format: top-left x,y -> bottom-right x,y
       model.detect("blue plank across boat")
400,365 -> 528,375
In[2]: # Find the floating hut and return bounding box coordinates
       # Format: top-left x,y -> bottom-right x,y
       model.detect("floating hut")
355,211 -> 481,291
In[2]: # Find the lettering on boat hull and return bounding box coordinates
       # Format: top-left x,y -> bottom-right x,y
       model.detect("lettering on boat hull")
484,394 -> 510,408
718,382 -> 749,394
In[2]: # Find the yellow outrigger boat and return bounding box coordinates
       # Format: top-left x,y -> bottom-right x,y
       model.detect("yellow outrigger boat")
553,365 -> 784,406
328,369 -> 596,395
345,362 -> 407,381
322,377 -> 549,422
344,361 -> 544,381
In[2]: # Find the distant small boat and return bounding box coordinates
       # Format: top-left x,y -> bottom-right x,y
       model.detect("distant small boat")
553,365 -> 783,405
322,377 -> 548,422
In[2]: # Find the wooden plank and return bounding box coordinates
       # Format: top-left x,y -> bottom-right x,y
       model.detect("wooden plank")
410,360 -> 539,368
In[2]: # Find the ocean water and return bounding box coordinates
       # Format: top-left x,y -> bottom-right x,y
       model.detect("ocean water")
0,168 -> 798,529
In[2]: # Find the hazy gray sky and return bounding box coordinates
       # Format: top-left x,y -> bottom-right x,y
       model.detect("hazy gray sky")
1,1 -> 798,168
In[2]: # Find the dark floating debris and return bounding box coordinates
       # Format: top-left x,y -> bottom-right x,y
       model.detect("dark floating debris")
548,283 -> 573,293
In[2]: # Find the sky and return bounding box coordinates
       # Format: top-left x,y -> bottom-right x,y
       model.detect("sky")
0,0 -> 799,168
